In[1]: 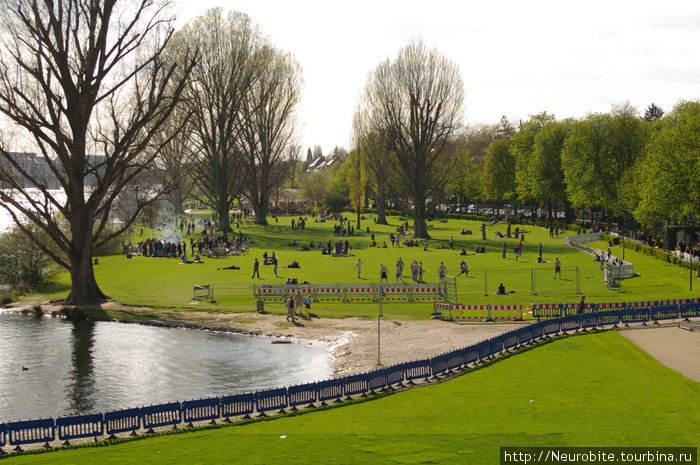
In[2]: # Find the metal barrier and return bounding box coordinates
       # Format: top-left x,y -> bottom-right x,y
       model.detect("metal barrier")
141,402 -> 182,430
533,303 -> 562,319
461,347 -> 478,365
516,326 -> 532,345
56,413 -> 103,443
342,373 -> 368,398
489,337 -> 504,356
621,308 -> 650,325
255,388 -> 288,415
367,369 -> 388,392
560,315 -> 581,333
404,360 -> 431,382
182,398 -> 220,425
7,418 -> 55,448
530,321 -> 545,339
193,284 -> 211,300
681,302 -> 700,319
543,320 -> 560,336
254,283 -> 443,303
430,354 -> 448,377
476,341 -> 492,360
288,382 -> 318,409
385,363 -> 406,387
596,310 -> 621,327
220,393 -> 255,419
316,379 -> 343,403
445,350 -> 463,371
503,331 -> 518,350
105,407 -> 140,437
0,422 -> 6,449
651,305 -> 679,323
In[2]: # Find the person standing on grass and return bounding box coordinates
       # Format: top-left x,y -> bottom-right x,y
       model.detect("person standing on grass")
438,262 -> 447,282
578,295 -> 586,315
380,264 -> 388,283
396,258 -> 405,283
252,258 -> 260,279
272,255 -> 278,277
539,242 -> 543,261
449,235 -> 454,250
502,242 -> 506,259
355,258 -> 366,278
554,257 -> 561,279
418,262 -> 424,283
411,260 -> 419,282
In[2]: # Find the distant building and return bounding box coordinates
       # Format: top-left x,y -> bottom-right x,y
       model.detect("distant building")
0,152 -> 106,188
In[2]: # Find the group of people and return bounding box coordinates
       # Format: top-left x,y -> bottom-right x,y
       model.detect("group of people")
375,258 -> 427,284
284,292 -> 312,322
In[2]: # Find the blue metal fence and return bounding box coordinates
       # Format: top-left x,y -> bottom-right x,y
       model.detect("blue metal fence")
404,359 -> 431,382
3,300 -> 698,451
386,363 -> 407,386
141,402 -> 182,430
316,379 -> 343,403
430,354 -> 448,377
7,418 -> 55,447
288,382 -> 318,409
105,407 -> 140,436
56,413 -> 103,443
255,388 -> 288,414
461,347 -> 478,365
367,369 -> 387,392
681,302 -> 700,318
342,373 -> 368,398
182,398 -> 220,425
220,393 -> 255,419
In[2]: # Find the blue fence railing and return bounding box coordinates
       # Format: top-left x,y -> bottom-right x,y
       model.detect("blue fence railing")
1,299 -> 698,452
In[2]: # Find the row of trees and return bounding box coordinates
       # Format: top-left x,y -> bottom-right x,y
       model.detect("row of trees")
0,2 -> 301,304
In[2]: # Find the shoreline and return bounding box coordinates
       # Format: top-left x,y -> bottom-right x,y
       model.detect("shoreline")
2,301 -> 527,377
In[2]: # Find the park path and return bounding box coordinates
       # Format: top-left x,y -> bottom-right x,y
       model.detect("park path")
618,323 -> 700,382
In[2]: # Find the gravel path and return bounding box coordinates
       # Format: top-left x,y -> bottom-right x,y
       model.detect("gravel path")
618,322 -> 700,382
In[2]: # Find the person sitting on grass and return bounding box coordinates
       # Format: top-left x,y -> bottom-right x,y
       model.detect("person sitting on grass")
218,264 -> 240,270
497,283 -> 506,295
287,261 -> 301,268
460,248 -> 468,255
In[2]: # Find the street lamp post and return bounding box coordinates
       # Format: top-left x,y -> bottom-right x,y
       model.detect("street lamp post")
377,284 -> 384,367
690,222 -> 694,292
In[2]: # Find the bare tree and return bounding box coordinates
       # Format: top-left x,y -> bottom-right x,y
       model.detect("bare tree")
238,46 -> 302,225
171,9 -> 261,233
0,0 -> 196,305
150,106 -> 196,214
356,41 -> 464,238
352,119 -> 391,224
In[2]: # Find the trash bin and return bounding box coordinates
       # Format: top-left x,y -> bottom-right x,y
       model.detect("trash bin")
93,257 -> 99,265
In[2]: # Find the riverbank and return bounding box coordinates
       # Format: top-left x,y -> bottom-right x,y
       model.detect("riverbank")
3,301 -> 525,377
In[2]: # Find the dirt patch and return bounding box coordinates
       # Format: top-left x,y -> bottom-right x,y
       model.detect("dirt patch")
618,322 -> 700,382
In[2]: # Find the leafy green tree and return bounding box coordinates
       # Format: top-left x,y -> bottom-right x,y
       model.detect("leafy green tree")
633,100 -> 700,225
512,113 -> 555,207
530,119 -> 572,215
482,138 -> 515,212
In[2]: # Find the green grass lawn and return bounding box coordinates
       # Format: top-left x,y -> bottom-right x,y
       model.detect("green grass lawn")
5,331 -> 699,464
27,215 -> 699,320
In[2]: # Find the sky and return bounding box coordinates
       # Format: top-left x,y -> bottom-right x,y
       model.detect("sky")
175,0 -> 700,157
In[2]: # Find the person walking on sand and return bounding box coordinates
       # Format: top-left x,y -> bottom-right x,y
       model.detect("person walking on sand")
380,264 -> 388,283
251,258 -> 260,279
286,296 -> 295,322
294,292 -> 303,316
355,258 -> 366,278
554,257 -> 561,279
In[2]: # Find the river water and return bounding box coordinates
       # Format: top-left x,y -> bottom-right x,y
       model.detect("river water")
0,311 -> 331,423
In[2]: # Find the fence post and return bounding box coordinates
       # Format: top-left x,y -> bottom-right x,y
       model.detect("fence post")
484,270 -> 488,296
576,266 -> 581,294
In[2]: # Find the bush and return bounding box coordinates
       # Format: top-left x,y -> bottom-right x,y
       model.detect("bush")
0,224 -> 53,286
